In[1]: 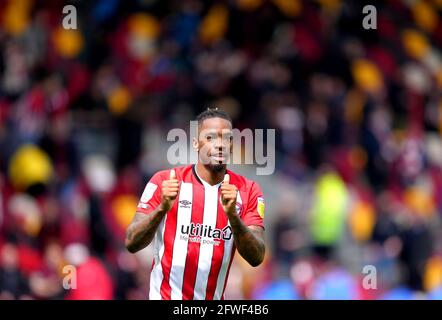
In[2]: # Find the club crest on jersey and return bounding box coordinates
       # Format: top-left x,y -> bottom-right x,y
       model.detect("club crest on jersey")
219,197 -> 242,215
257,197 -> 265,219
235,203 -> 242,215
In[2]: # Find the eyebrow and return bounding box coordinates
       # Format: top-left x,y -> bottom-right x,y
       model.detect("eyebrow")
201,128 -> 232,133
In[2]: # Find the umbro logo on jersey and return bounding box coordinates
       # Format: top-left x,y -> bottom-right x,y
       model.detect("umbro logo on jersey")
179,200 -> 192,209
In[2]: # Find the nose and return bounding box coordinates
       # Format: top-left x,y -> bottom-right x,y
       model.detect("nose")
214,136 -> 224,149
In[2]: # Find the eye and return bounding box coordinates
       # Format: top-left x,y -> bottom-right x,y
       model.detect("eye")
206,133 -> 216,141
223,134 -> 233,142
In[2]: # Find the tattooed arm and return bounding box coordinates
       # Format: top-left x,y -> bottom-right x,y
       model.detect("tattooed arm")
227,215 -> 265,267
221,174 -> 265,267
125,209 -> 167,253
125,169 -> 179,253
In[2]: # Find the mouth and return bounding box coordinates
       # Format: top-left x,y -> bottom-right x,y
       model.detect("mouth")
210,153 -> 227,162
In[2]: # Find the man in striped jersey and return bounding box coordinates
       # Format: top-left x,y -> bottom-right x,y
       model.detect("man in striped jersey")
125,108 -> 266,300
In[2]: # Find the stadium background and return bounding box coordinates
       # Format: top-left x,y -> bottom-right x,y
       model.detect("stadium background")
1,0 -> 442,300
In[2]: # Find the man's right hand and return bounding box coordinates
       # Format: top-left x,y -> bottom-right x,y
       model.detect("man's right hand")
160,169 -> 180,213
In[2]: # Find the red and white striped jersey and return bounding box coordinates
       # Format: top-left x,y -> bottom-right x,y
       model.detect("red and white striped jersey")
136,165 -> 265,300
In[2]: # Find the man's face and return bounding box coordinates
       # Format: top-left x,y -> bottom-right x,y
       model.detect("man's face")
194,117 -> 233,172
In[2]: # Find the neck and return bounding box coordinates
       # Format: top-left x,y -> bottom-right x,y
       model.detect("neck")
196,163 -> 226,186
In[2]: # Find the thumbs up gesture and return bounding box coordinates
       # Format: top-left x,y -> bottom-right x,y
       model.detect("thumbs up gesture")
220,174 -> 238,216
160,169 -> 180,213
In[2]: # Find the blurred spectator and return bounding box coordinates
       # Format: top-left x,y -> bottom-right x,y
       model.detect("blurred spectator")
0,243 -> 30,299
64,243 -> 114,300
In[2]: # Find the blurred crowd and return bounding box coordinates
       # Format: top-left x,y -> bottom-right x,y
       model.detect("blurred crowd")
1,0 -> 442,299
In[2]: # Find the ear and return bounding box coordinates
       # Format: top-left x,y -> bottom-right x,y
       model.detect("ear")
192,137 -> 199,151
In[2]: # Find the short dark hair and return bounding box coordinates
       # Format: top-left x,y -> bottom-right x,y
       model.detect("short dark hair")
196,107 -> 232,127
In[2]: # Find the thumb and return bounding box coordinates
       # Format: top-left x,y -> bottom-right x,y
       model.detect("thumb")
170,169 -> 176,180
223,174 -> 230,184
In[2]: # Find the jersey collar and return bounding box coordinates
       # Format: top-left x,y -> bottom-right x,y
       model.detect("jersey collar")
193,165 -> 223,188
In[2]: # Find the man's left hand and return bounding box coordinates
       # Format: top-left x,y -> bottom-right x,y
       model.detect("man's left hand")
220,174 -> 237,216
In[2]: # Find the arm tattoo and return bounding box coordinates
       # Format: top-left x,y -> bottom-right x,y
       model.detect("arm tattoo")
228,214 -> 265,267
125,207 -> 167,253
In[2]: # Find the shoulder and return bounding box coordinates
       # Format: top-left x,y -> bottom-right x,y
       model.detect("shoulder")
226,169 -> 262,193
151,165 -> 192,181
